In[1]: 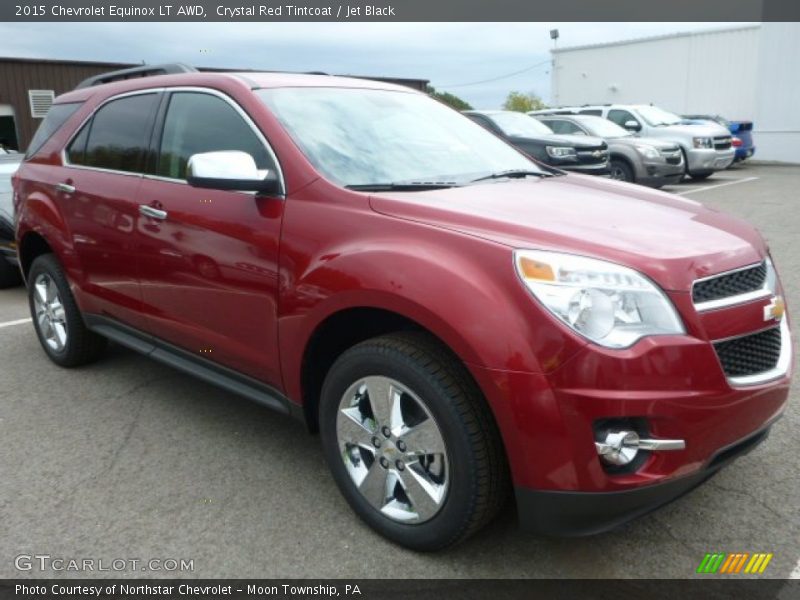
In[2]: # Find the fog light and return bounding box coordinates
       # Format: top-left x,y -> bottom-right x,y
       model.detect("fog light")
596,430 -> 640,466
596,430 -> 687,467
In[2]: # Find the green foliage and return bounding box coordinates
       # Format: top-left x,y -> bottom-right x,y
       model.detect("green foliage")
427,86 -> 473,111
502,91 -> 547,113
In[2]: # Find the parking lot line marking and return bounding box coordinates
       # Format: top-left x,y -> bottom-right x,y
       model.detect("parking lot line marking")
677,177 -> 759,196
0,317 -> 32,329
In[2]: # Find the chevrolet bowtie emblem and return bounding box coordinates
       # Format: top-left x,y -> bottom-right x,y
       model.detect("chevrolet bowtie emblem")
763,296 -> 785,322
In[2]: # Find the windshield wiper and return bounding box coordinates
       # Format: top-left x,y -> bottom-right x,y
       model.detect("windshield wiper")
469,169 -> 552,183
345,181 -> 458,192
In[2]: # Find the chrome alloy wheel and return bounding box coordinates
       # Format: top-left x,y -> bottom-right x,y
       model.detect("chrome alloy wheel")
336,376 -> 449,523
33,273 -> 67,352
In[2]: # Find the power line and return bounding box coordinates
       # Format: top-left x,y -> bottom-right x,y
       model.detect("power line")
439,59 -> 552,89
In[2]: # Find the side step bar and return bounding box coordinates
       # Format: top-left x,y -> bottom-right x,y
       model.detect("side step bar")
84,314 -> 300,420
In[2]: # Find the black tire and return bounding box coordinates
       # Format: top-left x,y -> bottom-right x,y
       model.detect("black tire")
27,254 -> 106,367
689,171 -> 713,180
319,332 -> 509,551
0,258 -> 23,288
609,159 -> 634,183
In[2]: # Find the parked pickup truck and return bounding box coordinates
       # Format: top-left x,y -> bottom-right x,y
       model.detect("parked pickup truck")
13,66 -> 791,550
532,104 -> 735,179
682,114 -> 756,163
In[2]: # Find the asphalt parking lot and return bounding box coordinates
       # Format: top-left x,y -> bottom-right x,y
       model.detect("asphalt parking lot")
1,163 -> 798,579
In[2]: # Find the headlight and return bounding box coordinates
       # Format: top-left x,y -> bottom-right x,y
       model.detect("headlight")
634,144 -> 660,159
766,256 -> 779,295
514,250 -> 685,348
545,146 -> 577,159
693,137 -> 713,149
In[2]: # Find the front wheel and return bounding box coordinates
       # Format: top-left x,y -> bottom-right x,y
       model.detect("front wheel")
609,159 -> 634,183
689,171 -> 713,180
319,332 -> 509,551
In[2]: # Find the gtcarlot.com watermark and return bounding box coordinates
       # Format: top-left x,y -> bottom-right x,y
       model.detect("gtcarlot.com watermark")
15,554 -> 194,573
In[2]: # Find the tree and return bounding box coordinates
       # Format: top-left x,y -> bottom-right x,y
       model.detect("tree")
426,85 -> 473,111
503,91 -> 547,113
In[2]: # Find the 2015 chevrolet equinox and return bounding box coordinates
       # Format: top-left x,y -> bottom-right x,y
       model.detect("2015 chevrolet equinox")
13,70 -> 792,551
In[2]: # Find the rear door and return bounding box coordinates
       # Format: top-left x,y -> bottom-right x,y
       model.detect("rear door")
134,89 -> 284,386
58,91 -> 160,328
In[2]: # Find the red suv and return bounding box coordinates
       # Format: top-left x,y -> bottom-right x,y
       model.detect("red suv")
13,66 -> 792,550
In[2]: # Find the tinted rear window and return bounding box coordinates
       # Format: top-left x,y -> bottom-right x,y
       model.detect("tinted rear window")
25,102 -> 83,158
80,93 -> 158,173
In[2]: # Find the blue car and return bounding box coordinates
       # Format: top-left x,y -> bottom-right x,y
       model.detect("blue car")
682,114 -> 755,162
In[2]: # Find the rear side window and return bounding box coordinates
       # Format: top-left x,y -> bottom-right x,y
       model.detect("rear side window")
71,93 -> 158,173
25,102 -> 83,158
157,92 -> 272,180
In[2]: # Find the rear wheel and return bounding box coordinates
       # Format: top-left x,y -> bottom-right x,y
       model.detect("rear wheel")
319,332 -> 509,550
28,254 -> 106,367
609,159 -> 634,183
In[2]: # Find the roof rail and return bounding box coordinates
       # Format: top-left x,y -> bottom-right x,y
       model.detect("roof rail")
75,63 -> 198,89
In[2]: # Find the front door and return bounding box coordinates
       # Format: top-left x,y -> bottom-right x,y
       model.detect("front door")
135,90 -> 284,386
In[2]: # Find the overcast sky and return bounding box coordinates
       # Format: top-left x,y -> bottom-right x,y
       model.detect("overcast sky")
0,22 -> 752,107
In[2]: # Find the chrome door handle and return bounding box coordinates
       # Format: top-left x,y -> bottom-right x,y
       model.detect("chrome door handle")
139,205 -> 168,220
55,182 -> 76,194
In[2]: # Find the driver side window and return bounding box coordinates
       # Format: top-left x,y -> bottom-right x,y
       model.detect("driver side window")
607,109 -> 638,128
157,92 -> 274,180
546,120 -> 584,135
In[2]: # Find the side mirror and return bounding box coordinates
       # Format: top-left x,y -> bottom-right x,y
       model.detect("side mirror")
187,151 -> 281,194
623,120 -> 642,132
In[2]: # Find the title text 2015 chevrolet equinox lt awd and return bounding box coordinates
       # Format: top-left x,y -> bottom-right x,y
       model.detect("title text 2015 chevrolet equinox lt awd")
13,69 -> 792,550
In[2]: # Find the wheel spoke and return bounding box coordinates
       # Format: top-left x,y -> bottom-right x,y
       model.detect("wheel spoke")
53,322 -> 67,349
34,279 -> 48,304
337,408 -> 376,448
365,377 -> 401,429
358,460 -> 389,511
401,417 -> 446,456
399,463 -> 443,521
46,278 -> 57,302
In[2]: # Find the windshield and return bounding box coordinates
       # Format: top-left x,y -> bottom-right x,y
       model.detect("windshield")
636,105 -> 682,127
258,88 -> 542,186
577,116 -> 631,138
486,112 -> 553,137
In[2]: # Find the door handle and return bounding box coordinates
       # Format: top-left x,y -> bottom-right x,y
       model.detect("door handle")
55,182 -> 76,194
139,205 -> 168,220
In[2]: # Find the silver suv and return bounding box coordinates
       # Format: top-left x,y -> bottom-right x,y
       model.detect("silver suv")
533,114 -> 684,188
531,104 -> 735,180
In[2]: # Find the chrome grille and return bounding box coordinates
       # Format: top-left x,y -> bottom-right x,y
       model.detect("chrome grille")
692,262 -> 767,304
714,327 -> 782,378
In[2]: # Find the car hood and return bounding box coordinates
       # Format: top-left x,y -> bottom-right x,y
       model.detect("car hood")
369,174 -> 765,292
611,136 -> 680,151
510,133 -> 605,148
659,123 -> 730,137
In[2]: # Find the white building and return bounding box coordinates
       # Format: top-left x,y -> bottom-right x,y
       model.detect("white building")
551,24 -> 800,163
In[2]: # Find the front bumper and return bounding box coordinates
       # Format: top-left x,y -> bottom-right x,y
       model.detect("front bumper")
469,304 -> 791,534
686,147 -> 735,173
637,159 -> 685,187
515,423 -> 772,535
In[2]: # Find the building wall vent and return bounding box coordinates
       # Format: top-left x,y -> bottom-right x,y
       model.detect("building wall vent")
28,90 -> 55,119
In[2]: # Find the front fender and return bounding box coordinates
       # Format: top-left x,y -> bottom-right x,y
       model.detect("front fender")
277,192 -> 586,403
